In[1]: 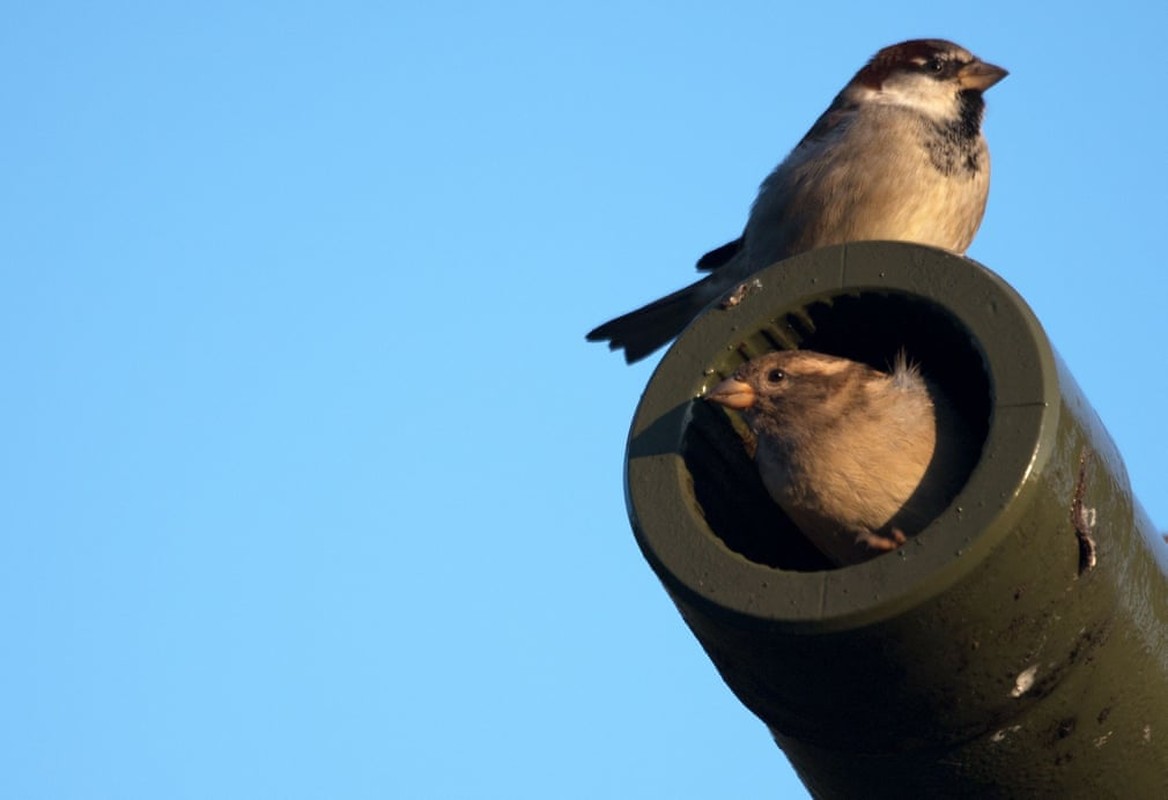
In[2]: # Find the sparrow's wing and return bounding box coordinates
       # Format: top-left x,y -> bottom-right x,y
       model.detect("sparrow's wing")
739,93 -> 860,264
695,237 -> 743,272
794,92 -> 858,148
698,94 -> 855,276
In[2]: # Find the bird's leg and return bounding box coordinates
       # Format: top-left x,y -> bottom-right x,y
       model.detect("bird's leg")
853,527 -> 907,552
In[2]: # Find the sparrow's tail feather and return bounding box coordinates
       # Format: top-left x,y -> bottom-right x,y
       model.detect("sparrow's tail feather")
586,275 -> 719,364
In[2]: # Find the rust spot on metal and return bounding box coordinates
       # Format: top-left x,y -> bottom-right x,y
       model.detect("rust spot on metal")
1071,447 -> 1097,574
720,279 -> 763,309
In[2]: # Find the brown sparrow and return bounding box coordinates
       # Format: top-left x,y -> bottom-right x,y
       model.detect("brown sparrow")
587,39 -> 1007,363
705,350 -> 970,566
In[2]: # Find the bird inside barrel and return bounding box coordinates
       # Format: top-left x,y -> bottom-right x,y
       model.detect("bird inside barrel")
705,350 -> 975,566
587,39 -> 1006,364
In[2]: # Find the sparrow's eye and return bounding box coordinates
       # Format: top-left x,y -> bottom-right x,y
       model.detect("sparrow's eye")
766,368 -> 785,384
925,58 -> 944,73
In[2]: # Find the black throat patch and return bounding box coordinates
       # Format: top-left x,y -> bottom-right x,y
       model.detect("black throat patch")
923,90 -> 985,176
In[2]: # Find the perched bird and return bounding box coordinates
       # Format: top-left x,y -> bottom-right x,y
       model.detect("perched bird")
587,39 -> 1007,363
705,350 -> 971,566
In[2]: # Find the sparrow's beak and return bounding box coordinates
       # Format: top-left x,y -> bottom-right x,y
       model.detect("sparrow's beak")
957,59 -> 1008,91
705,378 -> 756,410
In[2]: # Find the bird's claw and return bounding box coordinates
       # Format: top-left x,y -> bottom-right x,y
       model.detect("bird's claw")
855,527 -> 907,552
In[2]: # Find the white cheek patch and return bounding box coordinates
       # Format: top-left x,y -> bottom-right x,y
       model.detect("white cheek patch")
871,76 -> 959,122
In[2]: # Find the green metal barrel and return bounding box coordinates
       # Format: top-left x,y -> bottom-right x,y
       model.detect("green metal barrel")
624,241 -> 1168,797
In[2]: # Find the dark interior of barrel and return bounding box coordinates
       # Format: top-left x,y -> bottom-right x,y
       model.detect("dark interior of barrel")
683,291 -> 992,571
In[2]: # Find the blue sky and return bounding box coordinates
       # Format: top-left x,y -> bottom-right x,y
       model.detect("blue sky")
3,2 -> 1165,798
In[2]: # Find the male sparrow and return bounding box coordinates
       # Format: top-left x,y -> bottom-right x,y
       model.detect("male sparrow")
587,39 -> 1007,363
705,350 -> 971,566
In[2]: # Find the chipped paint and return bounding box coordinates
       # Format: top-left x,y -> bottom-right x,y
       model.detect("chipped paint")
1011,664 -> 1039,698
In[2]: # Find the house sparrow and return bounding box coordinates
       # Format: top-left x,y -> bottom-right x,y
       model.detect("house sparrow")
705,350 -> 970,566
587,39 -> 1006,363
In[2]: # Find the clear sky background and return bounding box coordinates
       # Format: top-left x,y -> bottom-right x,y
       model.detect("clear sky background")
3,2 -> 1166,798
